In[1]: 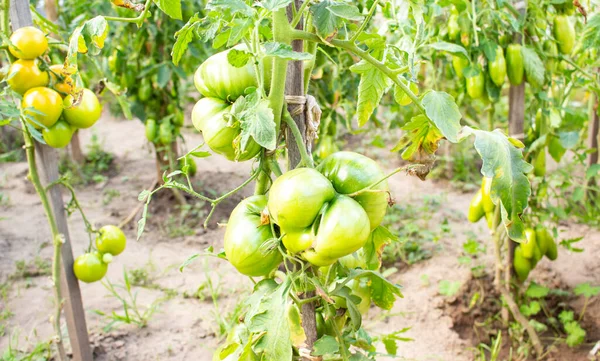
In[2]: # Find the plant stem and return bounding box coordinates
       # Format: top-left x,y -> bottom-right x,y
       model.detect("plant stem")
498,286 -> 544,357
491,205 -> 502,292
471,0 -> 479,47
579,297 -> 590,322
20,120 -> 67,361
50,180 -> 96,250
269,8 -> 292,132
329,317 -> 350,361
348,166 -> 408,197
266,156 -> 283,177
290,0 -> 310,28
349,0 -> 378,43
284,111 -> 314,168
103,0 -> 152,27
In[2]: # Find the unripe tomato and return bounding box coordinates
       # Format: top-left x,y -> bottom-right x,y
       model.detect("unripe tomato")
485,211 -> 494,230
513,246 -> 531,282
145,118 -> 157,142
315,136 -> 339,160
282,228 -> 315,254
544,40 -> 558,74
73,252 -> 108,283
332,279 -> 371,314
224,195 -> 282,277
395,81 -> 419,106
49,65 -> 75,97
191,97 -> 261,161
9,26 -> 48,59
179,156 -> 197,176
302,195 -> 370,266
553,15 -> 575,55
460,31 -> 471,48
466,71 -> 485,99
452,56 -> 469,78
481,177 -> 494,213
194,47 -> 258,101
448,13 -> 460,41
541,229 -> 558,261
488,46 -> 506,87
96,225 -> 127,256
467,189 -> 485,223
7,59 -> 49,95
138,78 -> 152,102
42,119 -> 73,148
506,44 -> 524,85
63,89 -> 102,129
158,121 -> 173,145
521,228 -> 537,259
317,151 -> 389,230
268,167 -> 335,230
22,87 -> 63,129
533,150 -> 546,177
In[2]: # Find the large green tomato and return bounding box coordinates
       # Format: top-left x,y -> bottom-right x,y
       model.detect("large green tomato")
521,228 -> 537,259
194,48 -> 258,101
282,228 -> 315,254
192,97 -> 261,161
22,87 -> 63,129
553,15 -> 575,55
42,119 -> 73,148
73,252 -> 108,283
452,56 -> 469,79
488,45 -> 506,87
9,26 -> 48,60
466,71 -> 485,99
96,225 -> 127,256
317,151 -> 389,230
63,89 -> 102,129
268,167 -> 336,230
224,195 -> 282,277
303,195 -> 370,266
7,59 -> 49,95
506,44 -> 524,86
513,246 -> 531,282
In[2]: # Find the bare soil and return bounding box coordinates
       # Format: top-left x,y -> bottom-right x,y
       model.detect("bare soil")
1,113 -> 599,361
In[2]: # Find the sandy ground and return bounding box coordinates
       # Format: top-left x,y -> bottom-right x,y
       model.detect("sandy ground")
1,113 -> 599,361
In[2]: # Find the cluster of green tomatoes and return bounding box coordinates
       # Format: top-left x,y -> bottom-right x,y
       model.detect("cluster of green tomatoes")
73,225 -> 127,283
5,27 -> 102,148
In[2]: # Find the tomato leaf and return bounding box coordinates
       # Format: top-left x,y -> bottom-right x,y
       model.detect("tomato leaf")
327,3 -> 364,21
521,46 -> 544,87
287,304 -> 306,348
427,41 -> 468,59
264,42 -> 313,60
172,13 -> 200,65
310,0 -> 343,40
153,0 -> 182,20
259,0 -> 293,11
101,80 -> 132,120
459,127 -> 533,241
248,278 -> 293,361
421,90 -> 461,143
362,226 -> 398,270
392,115 -> 443,175
208,0 -> 255,17
349,269 -> 403,310
582,14 -> 600,48
67,16 -> 109,69
313,335 -> 339,356
350,57 -> 392,127
231,93 -> 277,151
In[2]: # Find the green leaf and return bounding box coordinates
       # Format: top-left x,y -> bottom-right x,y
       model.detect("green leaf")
157,65 -> 172,88
564,321 -> 586,347
102,80 -> 132,119
208,0 -> 255,17
428,41 -> 468,59
392,115 -> 443,165
228,18 -> 253,47
263,42 -> 313,60
227,49 -> 252,68
574,283 -> 600,298
350,58 -> 392,127
421,91 -> 461,143
259,0 -> 293,11
231,94 -> 277,151
548,135 -> 566,162
248,278 -> 293,361
287,304 -> 306,348
586,164 -> 600,180
519,301 -> 541,316
438,280 -> 461,297
526,283 -> 550,299
310,0 -> 342,40
382,337 -> 397,355
313,335 -> 339,356
67,16 -> 109,68
459,128 -> 533,241
521,46 -> 544,87
327,3 -> 364,21
558,131 -> 579,149
349,269 -> 403,310
582,14 -> 600,49
153,0 -> 182,19
362,226 -> 398,270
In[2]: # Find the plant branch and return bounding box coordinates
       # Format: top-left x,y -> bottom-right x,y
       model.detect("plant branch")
498,286 -> 544,357
349,0 -> 378,43
290,0 -> 310,28
347,165 -> 409,197
103,0 -> 152,27
283,110 -> 314,168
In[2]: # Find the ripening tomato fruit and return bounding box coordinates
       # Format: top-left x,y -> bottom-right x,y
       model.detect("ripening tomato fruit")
73,252 -> 108,283
42,119 -> 74,148
63,89 -> 102,129
7,59 -> 49,95
267,167 -> 336,231
22,87 -> 63,129
96,225 -> 127,256
481,177 -> 494,213
49,65 -> 75,96
9,26 -> 48,60
521,228 -> 537,259
191,97 -> 261,161
224,195 -> 282,277
318,151 -> 389,230
467,189 -> 485,223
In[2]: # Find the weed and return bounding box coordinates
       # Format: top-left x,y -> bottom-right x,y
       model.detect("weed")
1,332 -> 52,361
11,257 -> 51,280
161,202 -> 207,238
59,134 -> 115,185
102,188 -> 121,205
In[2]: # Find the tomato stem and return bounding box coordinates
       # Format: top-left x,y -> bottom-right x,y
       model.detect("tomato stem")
349,0 -> 379,44
283,110 -> 314,168
103,0 -> 152,27
269,8 -> 292,132
347,165 -> 409,197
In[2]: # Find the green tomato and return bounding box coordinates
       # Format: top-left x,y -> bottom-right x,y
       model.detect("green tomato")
544,40 -> 558,74
338,251 -> 368,270
191,97 -> 261,161
194,47 -> 258,101
332,279 -> 371,314
137,78 -> 152,102
42,119 -> 74,148
303,195 -> 370,266
282,228 -> 315,254
481,177 -> 494,214
268,167 -> 336,230
553,15 -> 575,55
63,89 -> 102,129
533,150 -> 546,177
506,44 -> 524,86
224,195 -> 282,277
452,56 -> 469,79
73,252 -> 108,283
521,228 -> 537,259
22,87 -> 63,129
513,246 -> 532,282
145,118 -> 157,143
7,59 -> 50,95
315,136 -> 339,160
317,151 -> 389,230
179,156 -> 197,176
9,26 -> 48,60
158,121 -> 173,145
488,45 -> 507,87
467,189 -> 485,223
96,225 -> 127,256
448,13 -> 460,41
466,71 -> 485,99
